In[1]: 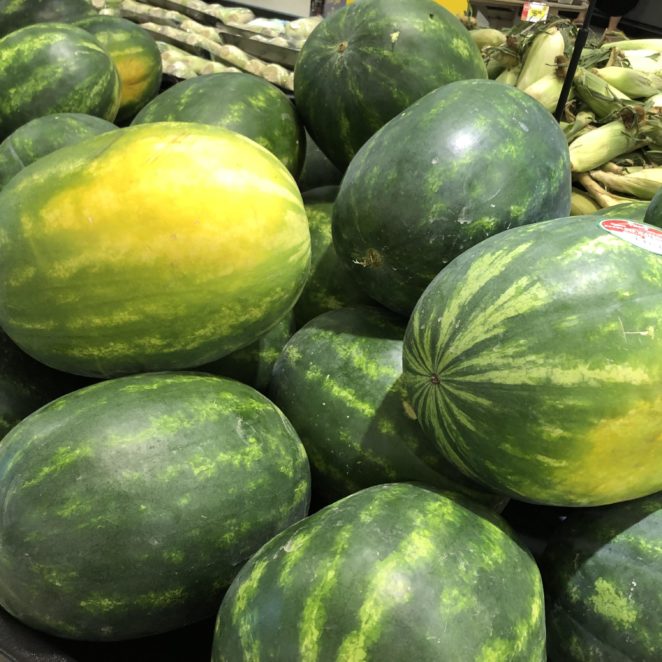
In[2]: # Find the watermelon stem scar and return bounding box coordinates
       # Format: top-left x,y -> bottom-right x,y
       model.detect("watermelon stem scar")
337,41 -> 348,53
430,374 -> 440,385
353,248 -> 383,268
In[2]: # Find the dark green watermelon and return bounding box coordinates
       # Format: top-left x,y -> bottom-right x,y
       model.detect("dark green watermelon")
297,131 -> 343,192
403,216 -> 662,506
199,312 -> 295,392
294,187 -> 372,327
333,79 -> 572,314
0,113 -> 116,189
0,0 -> 95,38
133,72 -> 305,177
212,483 -> 546,661
75,16 -> 162,124
592,200 -> 650,223
294,0 -> 487,169
543,492 -> 662,661
0,23 -> 120,138
270,306 -> 502,508
0,331 -> 92,440
645,187 -> 662,227
0,372 -> 310,640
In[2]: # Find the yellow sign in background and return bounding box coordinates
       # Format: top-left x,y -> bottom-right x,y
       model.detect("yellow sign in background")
344,0 -> 468,12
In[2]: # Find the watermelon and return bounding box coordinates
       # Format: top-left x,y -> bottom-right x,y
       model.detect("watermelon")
333,79 -> 572,314
294,186 -> 372,327
0,23 -> 120,138
132,73 -> 304,177
270,306 -> 501,507
200,311 -> 295,392
297,131 -> 343,192
543,492 -> 662,661
0,122 -> 311,378
0,0 -> 95,38
293,0 -> 487,170
212,483 -> 546,661
0,113 -> 116,189
403,216 -> 662,506
0,331 -> 92,440
75,16 -> 162,125
645,187 -> 662,227
0,372 -> 311,640
592,201 -> 650,223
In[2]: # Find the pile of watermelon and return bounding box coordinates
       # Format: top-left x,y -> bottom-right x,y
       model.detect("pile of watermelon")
0,0 -> 659,660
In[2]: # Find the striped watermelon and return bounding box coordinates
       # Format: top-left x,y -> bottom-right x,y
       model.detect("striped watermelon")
0,372 -> 311,640
133,73 -> 304,177
297,131 -> 343,192
592,201 -> 650,223
0,122 -> 311,378
403,216 -> 662,506
0,23 -> 120,138
333,79 -> 572,314
0,113 -> 116,189
269,306 -> 501,508
294,0 -> 486,169
0,0 -> 95,38
294,186 -> 372,327
645,187 -> 661,226
75,16 -> 162,124
212,483 -> 546,661
544,492 -> 662,660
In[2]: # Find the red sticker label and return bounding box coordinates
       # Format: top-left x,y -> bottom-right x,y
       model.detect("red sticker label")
600,219 -> 662,256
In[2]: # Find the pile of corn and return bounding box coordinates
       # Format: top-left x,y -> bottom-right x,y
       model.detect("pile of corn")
472,21 -> 662,212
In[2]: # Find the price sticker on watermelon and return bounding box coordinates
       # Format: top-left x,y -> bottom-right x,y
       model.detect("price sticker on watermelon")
521,2 -> 550,22
600,219 -> 662,256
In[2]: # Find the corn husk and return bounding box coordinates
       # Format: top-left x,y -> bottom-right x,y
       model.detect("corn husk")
571,188 -> 601,215
606,39 -> 662,53
576,173 -> 640,208
516,27 -> 565,91
470,28 -> 507,51
496,66 -> 520,86
563,111 -> 596,142
569,116 -> 645,173
594,67 -> 662,99
573,67 -> 632,120
486,58 -> 506,80
590,167 -> 662,199
646,94 -> 662,113
523,73 -> 564,111
623,50 -> 662,75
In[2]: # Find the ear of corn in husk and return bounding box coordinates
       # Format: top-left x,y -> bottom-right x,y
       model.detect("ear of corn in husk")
516,26 -> 565,91
571,188 -> 601,215
623,50 -> 662,74
496,66 -> 520,86
594,66 -> 662,99
576,173 -> 641,208
605,39 -> 662,53
590,167 -> 662,199
486,58 -> 506,80
569,109 -> 646,173
523,55 -> 568,111
470,28 -> 507,51
573,67 -> 632,120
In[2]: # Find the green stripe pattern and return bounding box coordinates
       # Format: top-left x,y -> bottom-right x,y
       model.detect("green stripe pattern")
133,72 -> 304,176
544,492 -> 662,660
0,372 -> 311,641
212,483 -> 545,661
76,16 -> 162,124
294,0 -> 486,170
0,122 -> 311,377
270,305 -> 501,507
0,112 -> 117,189
0,23 -> 120,138
645,188 -> 662,227
403,216 -> 662,506
0,0 -> 95,38
332,79 -> 572,314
